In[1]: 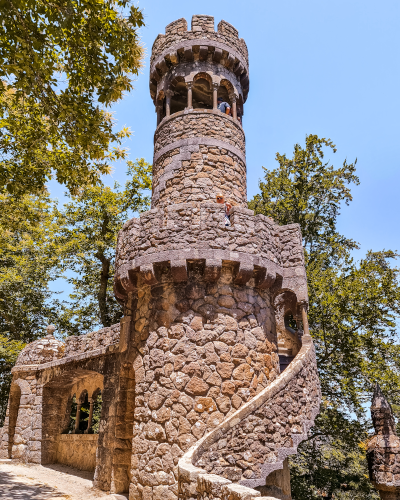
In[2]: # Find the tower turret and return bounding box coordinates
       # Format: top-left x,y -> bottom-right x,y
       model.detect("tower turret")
149,15 -> 249,209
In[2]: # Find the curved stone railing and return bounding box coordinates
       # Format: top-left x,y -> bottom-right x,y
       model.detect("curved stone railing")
178,334 -> 321,500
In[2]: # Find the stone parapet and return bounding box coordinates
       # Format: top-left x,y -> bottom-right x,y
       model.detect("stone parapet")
154,110 -> 245,154
150,16 -> 249,101
56,434 -> 98,471
114,204 -> 308,305
178,335 -> 321,500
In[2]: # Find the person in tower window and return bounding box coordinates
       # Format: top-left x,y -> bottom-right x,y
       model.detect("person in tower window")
217,97 -> 231,115
216,193 -> 232,226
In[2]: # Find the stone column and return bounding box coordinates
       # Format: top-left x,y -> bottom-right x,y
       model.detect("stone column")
165,90 -> 173,118
186,82 -> 193,109
301,304 -> 310,335
74,402 -> 82,434
156,105 -> 162,126
230,94 -> 237,120
213,83 -> 219,110
85,398 -> 94,434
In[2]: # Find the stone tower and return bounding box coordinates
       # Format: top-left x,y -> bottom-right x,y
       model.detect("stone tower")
0,15 -> 320,500
113,15 -> 319,500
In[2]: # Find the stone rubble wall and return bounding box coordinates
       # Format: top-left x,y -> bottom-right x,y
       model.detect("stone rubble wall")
367,435 -> 400,489
177,335 -> 321,500
153,144 -> 246,209
129,264 -> 280,500
63,324 -> 120,357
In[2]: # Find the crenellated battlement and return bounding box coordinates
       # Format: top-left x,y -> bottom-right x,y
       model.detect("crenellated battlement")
152,16 -> 248,66
150,15 -> 249,105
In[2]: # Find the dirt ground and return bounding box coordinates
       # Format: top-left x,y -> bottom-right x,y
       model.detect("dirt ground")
0,460 -> 127,500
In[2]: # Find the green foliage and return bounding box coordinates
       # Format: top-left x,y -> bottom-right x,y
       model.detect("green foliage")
249,134 -> 400,499
0,193 -> 61,423
56,159 -> 152,335
0,0 -> 144,195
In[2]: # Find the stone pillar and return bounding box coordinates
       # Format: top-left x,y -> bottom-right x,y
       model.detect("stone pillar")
85,398 -> 94,434
213,82 -> 219,110
156,105 -> 162,126
165,90 -> 173,118
301,304 -> 310,335
230,94 -> 237,120
186,82 -> 193,109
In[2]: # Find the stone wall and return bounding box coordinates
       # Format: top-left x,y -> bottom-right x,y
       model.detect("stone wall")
64,324 -> 120,356
56,434 -> 98,471
128,263 -> 280,500
154,111 -> 245,154
152,143 -> 246,209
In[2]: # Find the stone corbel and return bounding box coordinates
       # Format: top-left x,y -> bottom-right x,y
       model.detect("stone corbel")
204,258 -> 222,282
171,259 -> 188,282
139,263 -> 158,286
234,260 -> 253,285
254,267 -> 276,290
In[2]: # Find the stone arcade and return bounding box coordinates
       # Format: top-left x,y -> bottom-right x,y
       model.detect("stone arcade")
0,15 -> 321,500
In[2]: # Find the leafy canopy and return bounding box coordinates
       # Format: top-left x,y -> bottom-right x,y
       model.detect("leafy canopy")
250,134 -> 400,499
0,0 -> 144,195
56,158 -> 152,336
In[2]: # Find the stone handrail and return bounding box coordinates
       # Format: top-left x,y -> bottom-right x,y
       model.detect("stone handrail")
178,334 -> 321,500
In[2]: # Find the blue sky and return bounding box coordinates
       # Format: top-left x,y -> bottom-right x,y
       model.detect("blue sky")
51,0 -> 400,258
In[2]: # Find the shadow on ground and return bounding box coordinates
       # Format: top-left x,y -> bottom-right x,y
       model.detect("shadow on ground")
0,470 -> 67,499
43,463 -> 94,481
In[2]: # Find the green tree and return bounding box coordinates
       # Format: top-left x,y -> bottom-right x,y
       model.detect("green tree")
249,134 -> 400,499
57,158 -> 152,336
0,193 -> 62,423
0,0 -> 144,195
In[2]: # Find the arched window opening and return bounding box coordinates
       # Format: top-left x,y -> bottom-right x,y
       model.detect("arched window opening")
284,312 -> 298,334
7,383 -> 21,458
67,393 -> 77,433
91,389 -> 102,434
170,79 -> 187,115
77,390 -> 89,433
192,76 -> 212,109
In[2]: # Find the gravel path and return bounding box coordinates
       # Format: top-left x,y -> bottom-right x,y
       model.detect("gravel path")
0,460 -> 127,500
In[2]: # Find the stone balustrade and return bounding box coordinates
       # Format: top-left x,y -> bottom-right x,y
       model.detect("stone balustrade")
178,334 -> 320,500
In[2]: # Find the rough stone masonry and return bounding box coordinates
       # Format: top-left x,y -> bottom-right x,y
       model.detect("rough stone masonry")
0,15 -> 321,500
